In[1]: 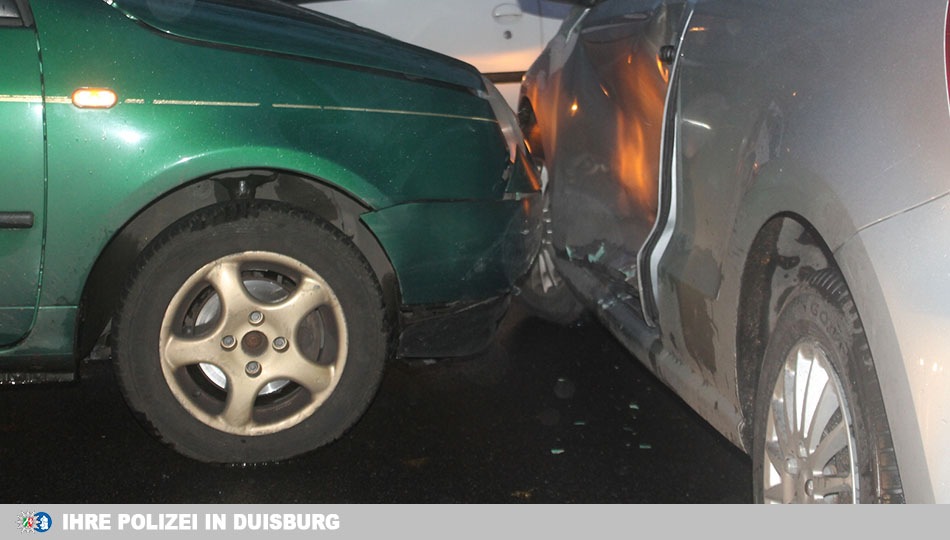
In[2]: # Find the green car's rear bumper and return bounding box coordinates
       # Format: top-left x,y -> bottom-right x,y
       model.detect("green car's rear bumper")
364,150 -> 542,357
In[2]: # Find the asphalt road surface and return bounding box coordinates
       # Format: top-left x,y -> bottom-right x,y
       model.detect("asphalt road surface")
0,301 -> 751,503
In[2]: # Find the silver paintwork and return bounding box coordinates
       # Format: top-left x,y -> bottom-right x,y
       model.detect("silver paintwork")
522,0 -> 950,502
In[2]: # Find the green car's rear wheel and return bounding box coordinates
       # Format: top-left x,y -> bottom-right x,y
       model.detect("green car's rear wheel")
113,202 -> 389,463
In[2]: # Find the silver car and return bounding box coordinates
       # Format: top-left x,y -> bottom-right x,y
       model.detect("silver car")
519,0 -> 950,503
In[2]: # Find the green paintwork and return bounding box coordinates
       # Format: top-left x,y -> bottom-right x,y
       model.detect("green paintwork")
0,0 -> 539,362
363,198 -> 538,305
0,24 -> 45,345
110,0 -> 485,91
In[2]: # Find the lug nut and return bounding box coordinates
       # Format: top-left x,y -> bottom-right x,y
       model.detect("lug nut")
273,336 -> 289,352
245,361 -> 262,377
221,335 -> 237,350
249,311 -> 264,325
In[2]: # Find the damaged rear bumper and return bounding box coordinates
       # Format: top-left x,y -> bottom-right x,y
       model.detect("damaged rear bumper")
397,295 -> 509,358
362,152 -> 542,358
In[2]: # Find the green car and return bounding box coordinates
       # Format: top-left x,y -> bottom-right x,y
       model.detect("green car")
0,0 -> 541,462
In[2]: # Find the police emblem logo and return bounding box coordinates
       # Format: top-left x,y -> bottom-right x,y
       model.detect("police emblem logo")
16,512 -> 52,534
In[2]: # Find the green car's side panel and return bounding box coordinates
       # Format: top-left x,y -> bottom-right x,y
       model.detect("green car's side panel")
0,0 -> 531,363
29,0 -> 510,306
0,23 -> 45,346
0,307 -> 75,360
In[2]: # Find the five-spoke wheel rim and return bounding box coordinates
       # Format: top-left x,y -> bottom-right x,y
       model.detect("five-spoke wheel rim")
762,340 -> 858,503
159,251 -> 348,436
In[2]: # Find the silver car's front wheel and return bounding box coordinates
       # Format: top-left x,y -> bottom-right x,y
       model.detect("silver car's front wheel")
752,269 -> 904,503
760,340 -> 858,503
516,165 -> 585,325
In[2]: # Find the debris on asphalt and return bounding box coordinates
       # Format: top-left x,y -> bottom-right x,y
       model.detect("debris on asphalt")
403,457 -> 429,469
554,377 -> 576,399
510,490 -> 534,500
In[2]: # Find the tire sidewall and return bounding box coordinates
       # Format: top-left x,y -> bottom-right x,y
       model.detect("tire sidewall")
752,282 -> 875,503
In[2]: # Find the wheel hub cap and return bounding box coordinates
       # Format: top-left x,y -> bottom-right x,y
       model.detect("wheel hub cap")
241,330 -> 268,355
159,251 -> 348,437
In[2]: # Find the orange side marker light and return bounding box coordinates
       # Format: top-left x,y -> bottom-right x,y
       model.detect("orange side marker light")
72,88 -> 118,109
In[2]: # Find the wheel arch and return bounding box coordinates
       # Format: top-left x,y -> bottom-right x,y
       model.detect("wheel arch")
738,212 -> 910,502
75,169 -> 400,361
735,213 -> 835,450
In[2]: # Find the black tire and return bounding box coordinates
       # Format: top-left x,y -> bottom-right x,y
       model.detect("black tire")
752,269 -> 903,503
516,184 -> 585,325
112,201 -> 390,463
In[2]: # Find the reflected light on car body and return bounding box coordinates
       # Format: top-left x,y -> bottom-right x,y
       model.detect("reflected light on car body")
115,128 -> 144,146
613,49 -> 665,223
